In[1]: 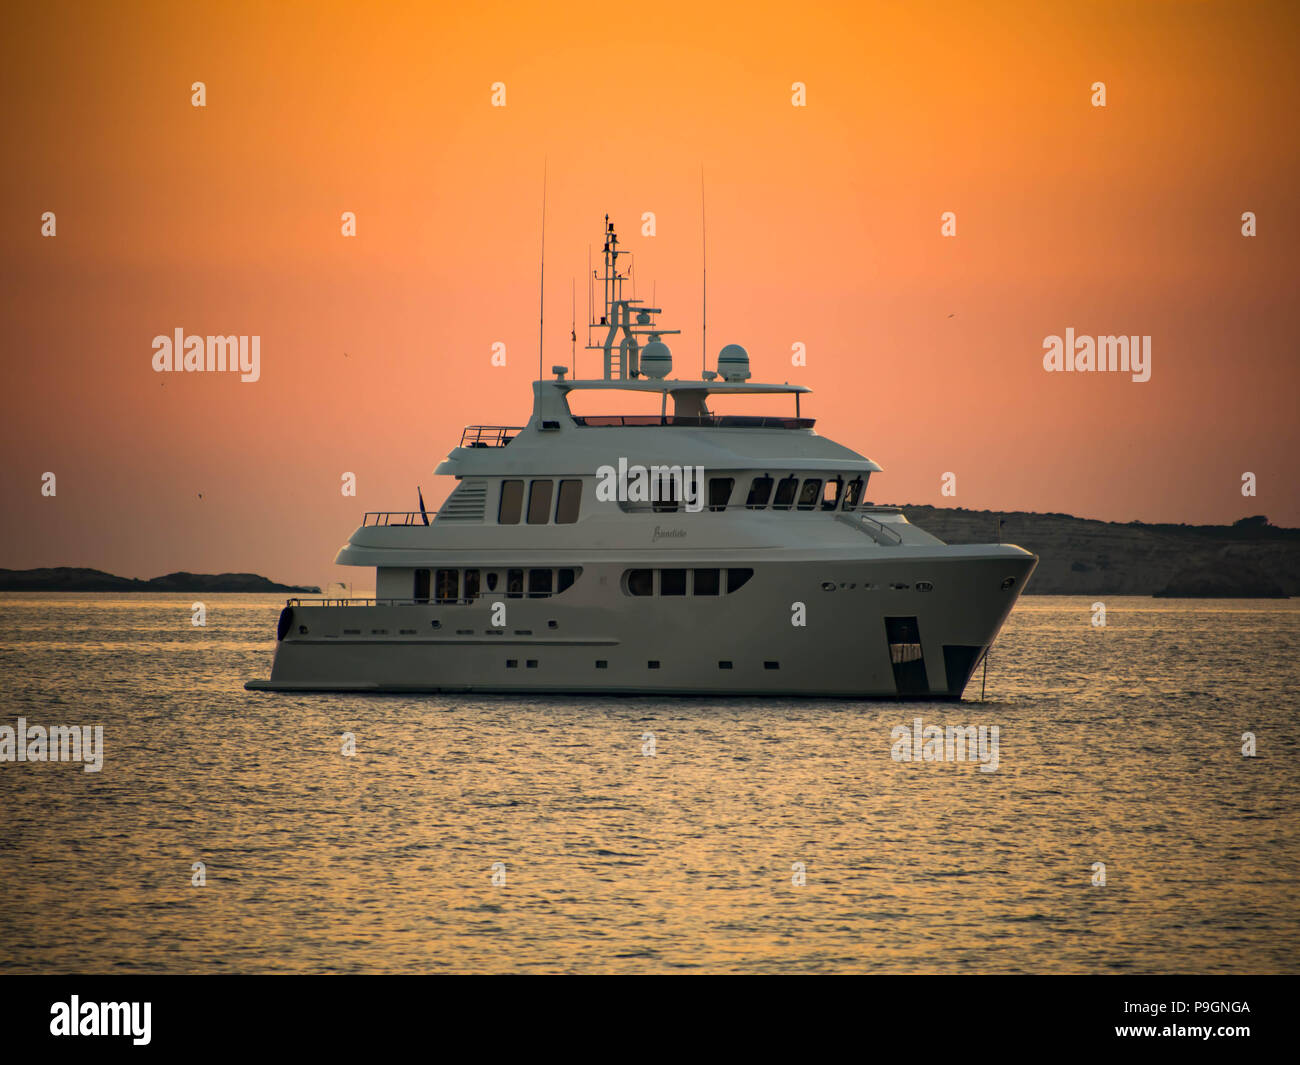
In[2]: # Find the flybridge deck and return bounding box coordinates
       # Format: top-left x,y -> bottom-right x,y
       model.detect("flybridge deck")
460,414 -> 815,445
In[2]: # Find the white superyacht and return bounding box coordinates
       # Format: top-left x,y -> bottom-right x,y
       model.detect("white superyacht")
247,219 -> 1036,698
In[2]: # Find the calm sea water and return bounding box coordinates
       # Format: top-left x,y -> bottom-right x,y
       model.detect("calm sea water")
0,593 -> 1296,974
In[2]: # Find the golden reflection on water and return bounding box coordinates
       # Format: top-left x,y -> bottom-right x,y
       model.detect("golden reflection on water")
0,594 -> 1297,973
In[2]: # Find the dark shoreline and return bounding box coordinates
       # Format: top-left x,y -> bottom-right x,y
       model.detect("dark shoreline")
898,507 -> 1296,597
0,568 -> 320,594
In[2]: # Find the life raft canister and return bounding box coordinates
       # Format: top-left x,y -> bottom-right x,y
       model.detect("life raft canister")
276,606 -> 294,641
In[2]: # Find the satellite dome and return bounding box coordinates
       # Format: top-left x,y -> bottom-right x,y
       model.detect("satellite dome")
641,339 -> 673,379
717,343 -> 751,382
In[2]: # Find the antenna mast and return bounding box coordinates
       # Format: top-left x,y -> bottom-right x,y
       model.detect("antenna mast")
585,215 -> 679,380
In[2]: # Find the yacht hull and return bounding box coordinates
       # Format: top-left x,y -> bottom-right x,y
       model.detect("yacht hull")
246,549 -> 1036,699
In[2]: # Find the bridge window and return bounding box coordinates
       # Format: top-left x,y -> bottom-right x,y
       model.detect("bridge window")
527,479 -> 553,524
708,477 -> 734,511
746,475 -> 773,508
555,479 -> 582,523
651,470 -> 682,513
772,476 -> 799,510
842,477 -> 863,511
822,478 -> 842,511
797,478 -> 822,510
498,480 -> 524,524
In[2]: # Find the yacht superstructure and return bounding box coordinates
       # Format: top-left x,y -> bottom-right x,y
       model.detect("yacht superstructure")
247,218 -> 1036,698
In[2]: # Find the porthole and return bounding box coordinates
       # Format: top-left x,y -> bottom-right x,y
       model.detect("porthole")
916,581 -> 934,592
821,581 -> 836,591
1001,576 -> 1017,590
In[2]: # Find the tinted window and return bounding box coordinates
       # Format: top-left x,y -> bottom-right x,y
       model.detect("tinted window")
746,475 -> 773,508
661,569 -> 686,596
435,569 -> 458,604
506,569 -> 524,598
555,479 -> 582,523
693,569 -> 720,596
557,568 -> 576,593
413,569 -> 430,603
528,569 -> 552,597
486,572 -> 499,592
527,480 -> 553,524
708,477 -> 734,511
651,472 -> 679,513
498,480 -> 524,524
627,569 -> 653,596
772,476 -> 798,510
797,478 -> 822,510
463,569 -> 480,600
727,568 -> 754,593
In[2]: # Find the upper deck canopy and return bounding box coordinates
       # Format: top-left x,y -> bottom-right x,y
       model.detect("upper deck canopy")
555,378 -> 810,396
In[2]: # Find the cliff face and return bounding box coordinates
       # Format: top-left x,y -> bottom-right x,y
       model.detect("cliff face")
0,568 -> 320,593
895,507 -> 1297,597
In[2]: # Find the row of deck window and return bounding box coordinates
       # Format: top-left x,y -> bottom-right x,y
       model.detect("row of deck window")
414,567 -> 579,603
622,568 -> 754,596
498,479 -> 582,525
493,475 -> 868,523
620,474 -> 868,513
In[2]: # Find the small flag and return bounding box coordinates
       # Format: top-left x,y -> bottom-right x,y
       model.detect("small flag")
418,485 -> 429,525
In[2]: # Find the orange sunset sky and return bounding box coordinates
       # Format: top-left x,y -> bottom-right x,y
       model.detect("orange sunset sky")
2,0 -> 1297,587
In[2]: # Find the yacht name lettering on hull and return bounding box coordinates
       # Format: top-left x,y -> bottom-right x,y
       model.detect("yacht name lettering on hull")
652,527 -> 687,542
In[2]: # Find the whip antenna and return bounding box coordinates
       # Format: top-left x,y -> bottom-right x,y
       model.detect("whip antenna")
538,158 -> 547,382
701,165 -> 707,377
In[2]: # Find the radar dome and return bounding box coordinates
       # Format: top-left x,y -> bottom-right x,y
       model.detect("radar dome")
717,343 -> 751,382
640,339 -> 673,379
